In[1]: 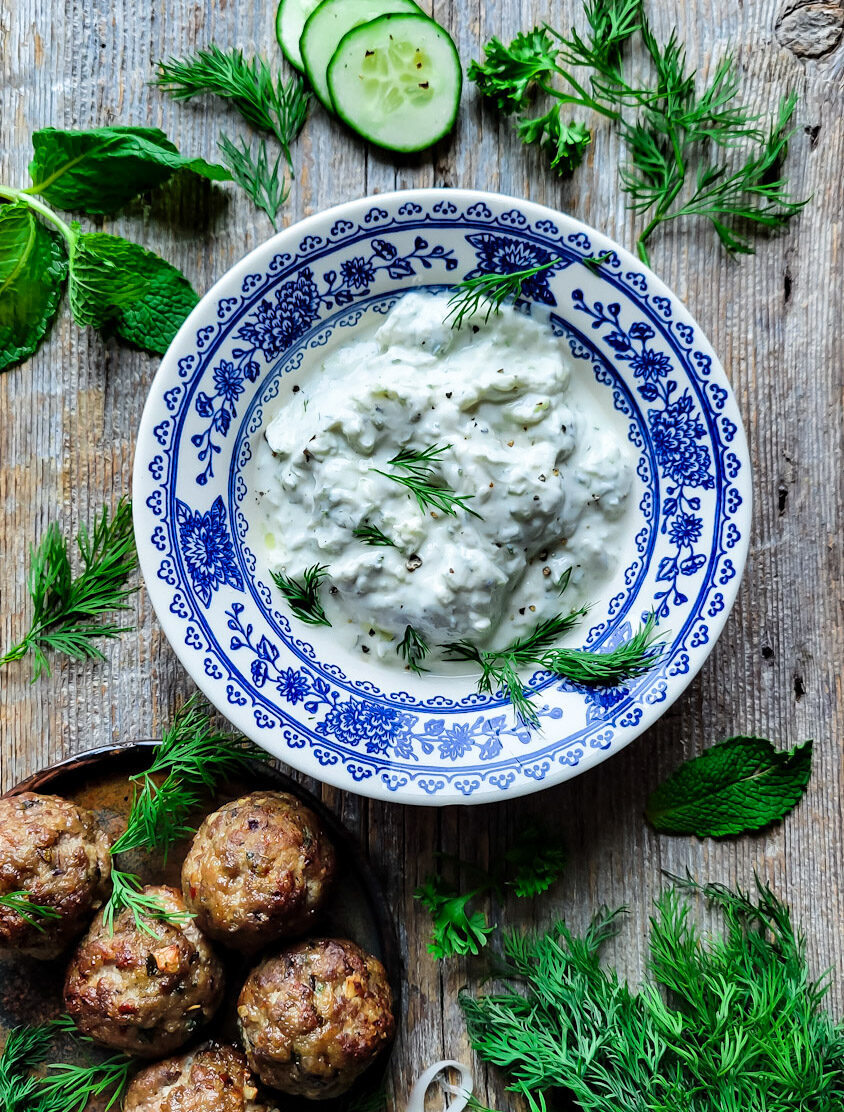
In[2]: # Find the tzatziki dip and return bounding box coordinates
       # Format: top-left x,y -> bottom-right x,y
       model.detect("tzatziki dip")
253,291 -> 635,669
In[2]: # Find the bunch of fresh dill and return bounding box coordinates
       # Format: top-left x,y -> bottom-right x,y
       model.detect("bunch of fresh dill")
469,0 -> 807,263
462,876 -> 844,1110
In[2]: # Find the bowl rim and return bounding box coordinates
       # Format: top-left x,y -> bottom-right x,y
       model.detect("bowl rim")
133,186 -> 752,806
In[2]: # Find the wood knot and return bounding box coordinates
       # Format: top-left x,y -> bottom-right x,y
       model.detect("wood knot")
776,0 -> 844,58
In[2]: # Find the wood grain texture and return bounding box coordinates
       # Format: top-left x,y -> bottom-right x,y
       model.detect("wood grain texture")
1,0 -> 843,1105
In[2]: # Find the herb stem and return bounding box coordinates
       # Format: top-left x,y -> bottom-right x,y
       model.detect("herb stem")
0,185 -> 75,245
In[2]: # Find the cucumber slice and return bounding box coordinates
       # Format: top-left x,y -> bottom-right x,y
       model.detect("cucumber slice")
276,0 -> 322,71
327,13 -> 462,153
301,0 -> 422,111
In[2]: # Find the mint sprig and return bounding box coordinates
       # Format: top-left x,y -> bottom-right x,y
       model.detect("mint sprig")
645,735 -> 813,837
0,125 -> 228,372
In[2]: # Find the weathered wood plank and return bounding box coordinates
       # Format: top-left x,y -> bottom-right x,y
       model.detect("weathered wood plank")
2,0 -> 844,1107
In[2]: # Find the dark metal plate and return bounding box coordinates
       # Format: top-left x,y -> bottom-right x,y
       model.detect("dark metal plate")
0,743 -> 400,1110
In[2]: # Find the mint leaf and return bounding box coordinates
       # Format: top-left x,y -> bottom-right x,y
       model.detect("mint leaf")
0,201 -> 67,373
645,735 -> 813,838
29,126 -> 230,213
69,232 -> 198,354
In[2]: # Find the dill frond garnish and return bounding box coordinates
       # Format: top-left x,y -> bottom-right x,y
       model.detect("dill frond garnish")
446,257 -> 564,329
444,611 -> 661,727
0,892 -> 62,932
397,625 -> 430,674
352,521 -> 396,547
271,563 -> 332,626
217,133 -> 290,230
372,443 -> 482,520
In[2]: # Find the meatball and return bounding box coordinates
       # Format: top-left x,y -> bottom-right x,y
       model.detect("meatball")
237,938 -> 395,1099
182,791 -> 336,951
64,885 -> 224,1057
0,792 -> 111,959
124,1042 -> 277,1112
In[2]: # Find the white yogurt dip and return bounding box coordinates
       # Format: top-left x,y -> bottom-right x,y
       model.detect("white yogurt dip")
253,291 -> 635,667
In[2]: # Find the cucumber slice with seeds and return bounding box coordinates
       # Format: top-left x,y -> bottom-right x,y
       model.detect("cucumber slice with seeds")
276,0 -> 322,71
301,0 -> 422,111
327,13 -> 462,153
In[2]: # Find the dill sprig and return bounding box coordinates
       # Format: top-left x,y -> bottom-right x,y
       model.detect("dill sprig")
0,891 -> 62,932
352,521 -> 396,547
446,257 -> 563,328
0,498 -> 138,682
443,610 -> 589,728
541,612 -> 662,684
35,1054 -> 134,1112
0,1023 -> 55,1112
444,611 -> 660,727
372,444 -> 482,520
218,133 -> 290,230
461,877 -> 844,1109
397,625 -> 429,675
103,695 -> 263,935
470,0 -> 807,264
0,1018 -> 134,1112
271,563 -> 332,626
154,45 -> 310,173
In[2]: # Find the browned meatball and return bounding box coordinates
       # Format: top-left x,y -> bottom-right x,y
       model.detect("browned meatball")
181,791 -> 336,952
0,792 -> 111,959
237,938 -> 395,1099
64,885 -> 224,1057
124,1042 -> 278,1112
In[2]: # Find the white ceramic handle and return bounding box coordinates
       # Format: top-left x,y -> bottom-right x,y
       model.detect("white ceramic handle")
407,1060 -> 474,1112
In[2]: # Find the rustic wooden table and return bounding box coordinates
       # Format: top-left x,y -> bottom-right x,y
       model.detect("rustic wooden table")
1,0 -> 842,1104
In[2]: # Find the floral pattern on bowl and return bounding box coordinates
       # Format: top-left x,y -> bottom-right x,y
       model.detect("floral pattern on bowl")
134,189 -> 751,805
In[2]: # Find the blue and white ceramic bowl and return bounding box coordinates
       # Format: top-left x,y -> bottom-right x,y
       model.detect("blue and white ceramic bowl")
133,189 -> 751,806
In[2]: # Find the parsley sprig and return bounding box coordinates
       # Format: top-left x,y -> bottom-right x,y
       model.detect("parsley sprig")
271,563 -> 332,626
154,45 -> 310,226
470,0 -> 807,263
103,696 -> 264,934
444,612 -> 662,728
0,498 -> 138,682
372,444 -> 482,519
415,826 -> 567,959
0,892 -> 62,932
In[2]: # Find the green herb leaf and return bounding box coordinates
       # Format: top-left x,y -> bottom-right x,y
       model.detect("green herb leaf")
154,47 -> 310,174
645,735 -> 813,837
0,1023 -> 56,1112
271,564 -> 332,626
218,133 -> 290,229
446,257 -> 563,329
0,497 -> 138,681
28,126 -> 230,214
397,625 -> 429,675
0,201 -> 67,373
352,521 -> 395,547
415,875 -> 495,959
0,891 -> 63,931
372,443 -> 482,519
68,231 -> 198,354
